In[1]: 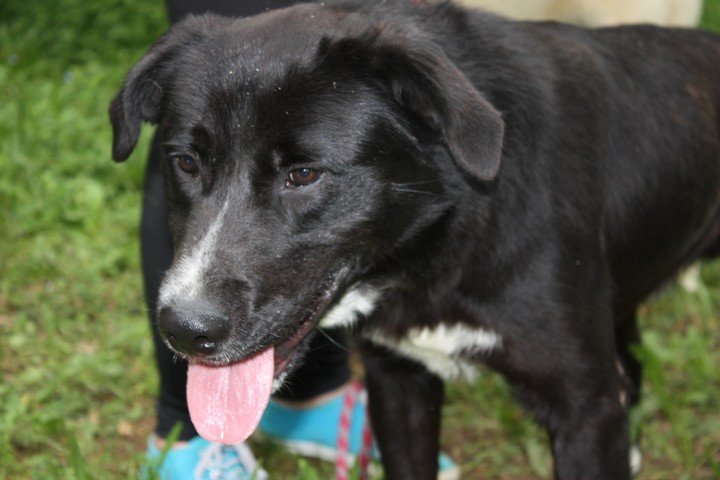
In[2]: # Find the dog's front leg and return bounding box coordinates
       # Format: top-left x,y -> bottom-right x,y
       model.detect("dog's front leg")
361,340 -> 444,480
504,338 -> 632,479
548,392 -> 631,480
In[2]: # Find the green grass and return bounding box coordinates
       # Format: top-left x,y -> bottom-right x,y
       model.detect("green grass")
0,1 -> 167,478
1,0 -> 719,478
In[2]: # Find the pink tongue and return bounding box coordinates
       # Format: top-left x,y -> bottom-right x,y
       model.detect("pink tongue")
187,347 -> 274,444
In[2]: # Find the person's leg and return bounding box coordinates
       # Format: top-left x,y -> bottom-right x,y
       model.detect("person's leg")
145,0 -> 352,442
141,124 -> 350,480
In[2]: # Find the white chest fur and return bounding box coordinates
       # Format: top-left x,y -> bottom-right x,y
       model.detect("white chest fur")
317,283 -> 501,380
365,324 -> 502,380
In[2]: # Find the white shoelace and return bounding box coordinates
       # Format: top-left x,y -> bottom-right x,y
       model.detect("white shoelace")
194,442 -> 269,480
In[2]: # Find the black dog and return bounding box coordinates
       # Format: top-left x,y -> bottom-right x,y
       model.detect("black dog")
110,1 -> 720,478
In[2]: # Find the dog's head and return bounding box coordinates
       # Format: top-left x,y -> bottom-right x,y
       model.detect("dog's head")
110,4 -> 503,442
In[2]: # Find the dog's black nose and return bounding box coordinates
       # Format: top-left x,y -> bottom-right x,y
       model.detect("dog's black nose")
158,306 -> 230,356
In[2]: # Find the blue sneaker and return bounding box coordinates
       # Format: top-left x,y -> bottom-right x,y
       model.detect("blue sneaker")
258,382 -> 460,480
144,434 -> 268,480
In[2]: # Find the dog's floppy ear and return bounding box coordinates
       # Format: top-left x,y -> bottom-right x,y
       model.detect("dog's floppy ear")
109,15 -> 231,162
321,32 -> 505,181
382,44 -> 505,181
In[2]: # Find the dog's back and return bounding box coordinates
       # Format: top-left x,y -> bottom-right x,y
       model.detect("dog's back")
592,26 -> 720,306
502,21 -> 720,308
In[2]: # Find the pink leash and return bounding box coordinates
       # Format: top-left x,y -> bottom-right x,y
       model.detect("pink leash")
335,381 -> 374,480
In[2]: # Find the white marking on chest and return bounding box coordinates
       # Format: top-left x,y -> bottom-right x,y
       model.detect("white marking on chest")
366,324 -> 502,380
319,284 -> 381,329
272,371 -> 289,394
159,200 -> 229,306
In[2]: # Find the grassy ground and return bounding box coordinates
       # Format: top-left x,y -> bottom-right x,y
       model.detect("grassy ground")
1,0 -> 719,478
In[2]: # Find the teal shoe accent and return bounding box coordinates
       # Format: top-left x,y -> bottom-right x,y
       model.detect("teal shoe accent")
144,434 -> 268,480
258,386 -> 460,480
258,388 -> 370,462
438,453 -> 461,480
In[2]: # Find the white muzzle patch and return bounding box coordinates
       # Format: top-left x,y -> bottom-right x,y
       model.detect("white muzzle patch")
159,200 -> 229,307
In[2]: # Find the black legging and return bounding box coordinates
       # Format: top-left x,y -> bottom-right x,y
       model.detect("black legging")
142,0 -> 350,441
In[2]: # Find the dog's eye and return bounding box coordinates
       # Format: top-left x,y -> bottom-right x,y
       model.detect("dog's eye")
286,168 -> 321,188
176,154 -> 199,175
